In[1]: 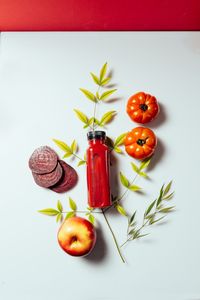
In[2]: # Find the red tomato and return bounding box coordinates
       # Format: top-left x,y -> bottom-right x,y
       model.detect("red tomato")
127,92 -> 159,124
124,127 -> 157,160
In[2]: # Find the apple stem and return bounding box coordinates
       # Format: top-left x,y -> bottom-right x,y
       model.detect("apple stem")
101,209 -> 125,263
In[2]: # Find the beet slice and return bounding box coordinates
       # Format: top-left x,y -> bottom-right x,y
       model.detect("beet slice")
29,146 -> 58,175
49,160 -> 78,193
32,162 -> 63,188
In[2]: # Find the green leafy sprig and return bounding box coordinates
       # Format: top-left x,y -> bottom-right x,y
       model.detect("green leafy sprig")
119,172 -> 142,192
131,158 -> 151,178
38,198 -> 98,224
73,109 -> 117,129
121,181 -> 175,247
74,63 -> 117,131
52,138 -> 86,166
85,206 -> 96,225
112,133 -> 127,154
119,157 -> 151,195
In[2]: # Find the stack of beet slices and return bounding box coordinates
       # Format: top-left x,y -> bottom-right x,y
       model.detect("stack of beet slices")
29,146 -> 77,193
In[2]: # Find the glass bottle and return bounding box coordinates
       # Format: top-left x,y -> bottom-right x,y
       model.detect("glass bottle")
86,131 -> 111,208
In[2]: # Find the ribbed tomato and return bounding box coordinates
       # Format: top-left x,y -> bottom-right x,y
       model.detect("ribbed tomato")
127,92 -> 159,124
124,127 -> 157,160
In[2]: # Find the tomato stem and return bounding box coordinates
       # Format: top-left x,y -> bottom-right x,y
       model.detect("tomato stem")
137,138 -> 147,146
139,103 -> 148,111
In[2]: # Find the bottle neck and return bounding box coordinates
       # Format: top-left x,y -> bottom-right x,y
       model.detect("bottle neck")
88,138 -> 105,145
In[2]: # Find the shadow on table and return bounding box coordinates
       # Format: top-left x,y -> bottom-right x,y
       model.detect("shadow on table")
148,102 -> 167,129
147,138 -> 166,172
84,222 -> 108,263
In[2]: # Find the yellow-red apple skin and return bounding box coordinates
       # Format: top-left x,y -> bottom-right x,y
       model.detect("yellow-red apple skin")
57,216 -> 96,257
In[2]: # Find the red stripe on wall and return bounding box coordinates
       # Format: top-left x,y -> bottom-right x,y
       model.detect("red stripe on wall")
0,0 -> 200,31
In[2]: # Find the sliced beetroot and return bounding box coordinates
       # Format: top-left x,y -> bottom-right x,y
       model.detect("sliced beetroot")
32,161 -> 63,188
29,146 -> 58,175
49,160 -> 78,193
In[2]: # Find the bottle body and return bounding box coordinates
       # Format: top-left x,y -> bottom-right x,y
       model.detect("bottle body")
86,132 -> 111,208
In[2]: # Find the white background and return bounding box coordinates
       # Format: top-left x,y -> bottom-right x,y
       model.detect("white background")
0,32 -> 200,300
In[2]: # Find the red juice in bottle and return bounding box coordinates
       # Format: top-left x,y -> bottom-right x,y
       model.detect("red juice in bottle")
86,131 -> 111,208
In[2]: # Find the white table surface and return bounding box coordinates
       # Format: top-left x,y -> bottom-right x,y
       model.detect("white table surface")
0,32 -> 200,300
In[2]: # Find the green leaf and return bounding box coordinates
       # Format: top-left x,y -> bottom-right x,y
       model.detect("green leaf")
65,211 -> 75,220
114,133 -> 127,147
63,152 -> 72,158
137,233 -> 150,239
156,203 -> 163,210
69,197 -> 77,211
96,91 -> 100,99
93,118 -> 100,125
116,204 -> 127,216
159,206 -> 175,213
101,77 -> 111,86
145,199 -> 156,216
139,158 -> 151,171
128,185 -> 141,192
129,211 -> 136,225
133,231 -> 140,239
139,171 -> 148,178
87,206 -> 93,211
73,109 -> 88,124
131,162 -> 149,178
150,216 -> 165,225
38,208 -> 59,216
131,162 -> 139,174
77,160 -> 86,167
88,117 -> 94,125
99,111 -> 116,126
79,88 -> 97,102
71,139 -> 77,153
90,73 -> 100,85
88,214 -> 95,225
156,184 -> 164,207
119,172 -> 129,188
89,117 -> 100,126
53,139 -> 72,153
57,200 -> 63,212
163,192 -> 174,200
100,62 -> 107,82
163,181 -> 172,196
128,229 -> 136,236
100,89 -> 117,101
83,124 -> 89,129
114,147 -> 122,154
56,213 -> 62,223
145,213 -> 155,220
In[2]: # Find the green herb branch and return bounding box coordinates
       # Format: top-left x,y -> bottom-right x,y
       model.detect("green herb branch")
74,63 -> 117,131
120,181 -> 175,247
52,138 -> 86,166
38,198 -> 100,225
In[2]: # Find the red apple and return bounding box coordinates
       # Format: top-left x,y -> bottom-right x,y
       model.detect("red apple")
57,216 -> 96,257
